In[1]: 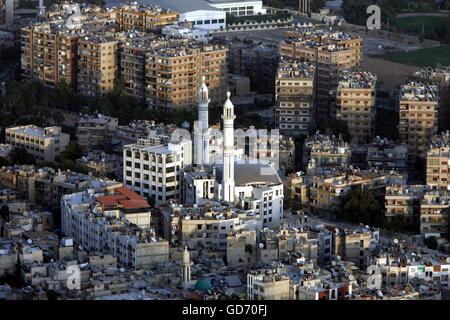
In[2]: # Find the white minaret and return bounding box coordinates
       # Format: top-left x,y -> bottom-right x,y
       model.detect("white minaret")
182,246 -> 191,289
222,91 -> 236,203
37,0 -> 46,17
195,76 -> 210,165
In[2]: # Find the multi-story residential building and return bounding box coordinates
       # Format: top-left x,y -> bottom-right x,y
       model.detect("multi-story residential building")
161,202 -> 261,249
310,168 -> 406,214
334,227 -> 374,269
76,114 -> 119,152
228,39 -> 279,94
336,70 -> 377,143
61,187 -> 169,268
0,165 -> 122,210
410,66 -> 450,132
420,190 -> 449,238
274,60 -> 315,136
145,41 -> 228,110
285,171 -> 310,211
384,185 -> 425,225
114,3 -> 179,32
5,125 -> 70,163
303,132 -> 351,170
20,23 -> 82,89
123,137 -> 192,207
366,137 -> 409,172
280,29 -> 362,119
247,270 -> 291,300
77,35 -> 119,96
399,82 -> 439,160
426,131 -> 450,190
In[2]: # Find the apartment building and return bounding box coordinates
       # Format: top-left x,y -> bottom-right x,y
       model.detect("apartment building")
0,165 -> 122,210
114,3 -> 179,32
145,42 -> 228,110
275,60 -> 315,136
61,187 -> 169,268
399,82 -> 439,160
420,190 -> 449,238
76,114 -> 119,152
303,132 -> 351,170
366,137 -> 409,172
285,171 -> 310,211
426,131 -> 450,190
384,185 -> 425,225
310,169 -> 406,214
334,228 -> 372,268
410,66 -> 450,132
247,270 -> 291,300
336,70 -> 376,143
226,229 -> 257,266
280,29 -> 362,119
5,125 -> 70,163
123,137 -> 192,207
228,39 -> 279,94
77,35 -> 119,96
161,202 -> 261,250
20,23 -> 81,89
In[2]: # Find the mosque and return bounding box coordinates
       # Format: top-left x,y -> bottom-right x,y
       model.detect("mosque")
183,78 -> 285,224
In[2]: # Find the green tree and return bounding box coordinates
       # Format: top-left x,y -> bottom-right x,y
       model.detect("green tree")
337,186 -> 385,226
423,236 -> 438,250
60,141 -> 83,162
9,148 -> 36,165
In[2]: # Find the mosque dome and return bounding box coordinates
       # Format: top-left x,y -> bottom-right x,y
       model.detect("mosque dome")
194,278 -> 213,292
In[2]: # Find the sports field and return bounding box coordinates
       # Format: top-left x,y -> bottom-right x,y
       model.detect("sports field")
395,16 -> 447,34
374,45 -> 450,67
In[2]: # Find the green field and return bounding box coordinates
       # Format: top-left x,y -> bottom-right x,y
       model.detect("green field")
396,16 -> 448,33
375,46 -> 450,67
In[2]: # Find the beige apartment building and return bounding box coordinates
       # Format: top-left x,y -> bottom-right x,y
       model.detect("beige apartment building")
310,169 -> 406,214
77,35 -> 119,96
275,60 -> 315,136
5,125 -> 70,163
76,114 -> 119,152
114,3 -> 179,32
399,82 -> 439,161
247,270 -> 291,300
20,23 -> 81,89
334,228 -> 372,268
303,132 -> 351,169
410,66 -> 450,132
336,70 -> 376,143
384,185 -> 424,225
145,42 -> 228,110
280,29 -> 362,119
420,190 -> 449,238
426,132 -> 450,190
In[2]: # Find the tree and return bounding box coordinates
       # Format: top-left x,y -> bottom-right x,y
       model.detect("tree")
423,236 -> 438,250
59,141 -> 83,162
337,186 -> 385,226
9,148 -> 36,165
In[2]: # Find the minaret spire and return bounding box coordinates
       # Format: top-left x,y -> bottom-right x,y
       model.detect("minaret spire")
182,246 -> 191,289
222,91 -> 236,203
195,76 -> 210,165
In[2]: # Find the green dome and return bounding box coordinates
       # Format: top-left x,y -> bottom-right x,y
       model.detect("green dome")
194,278 -> 213,292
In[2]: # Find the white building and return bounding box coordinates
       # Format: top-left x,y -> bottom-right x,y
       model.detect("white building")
61,187 -> 169,268
123,136 -> 192,207
183,80 -> 284,224
143,0 -> 266,30
162,24 -> 212,41
5,125 -> 70,163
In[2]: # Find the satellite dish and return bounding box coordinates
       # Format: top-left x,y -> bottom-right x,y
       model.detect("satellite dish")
120,268 -> 125,272
446,257 -> 450,264
349,275 -> 355,281
258,243 -> 264,249
393,239 -> 399,244
332,260 -> 336,266
336,255 -> 341,261
365,225 -> 370,229
27,239 -> 33,245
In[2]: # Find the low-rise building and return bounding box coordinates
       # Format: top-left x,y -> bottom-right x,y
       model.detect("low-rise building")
5,125 -> 70,163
